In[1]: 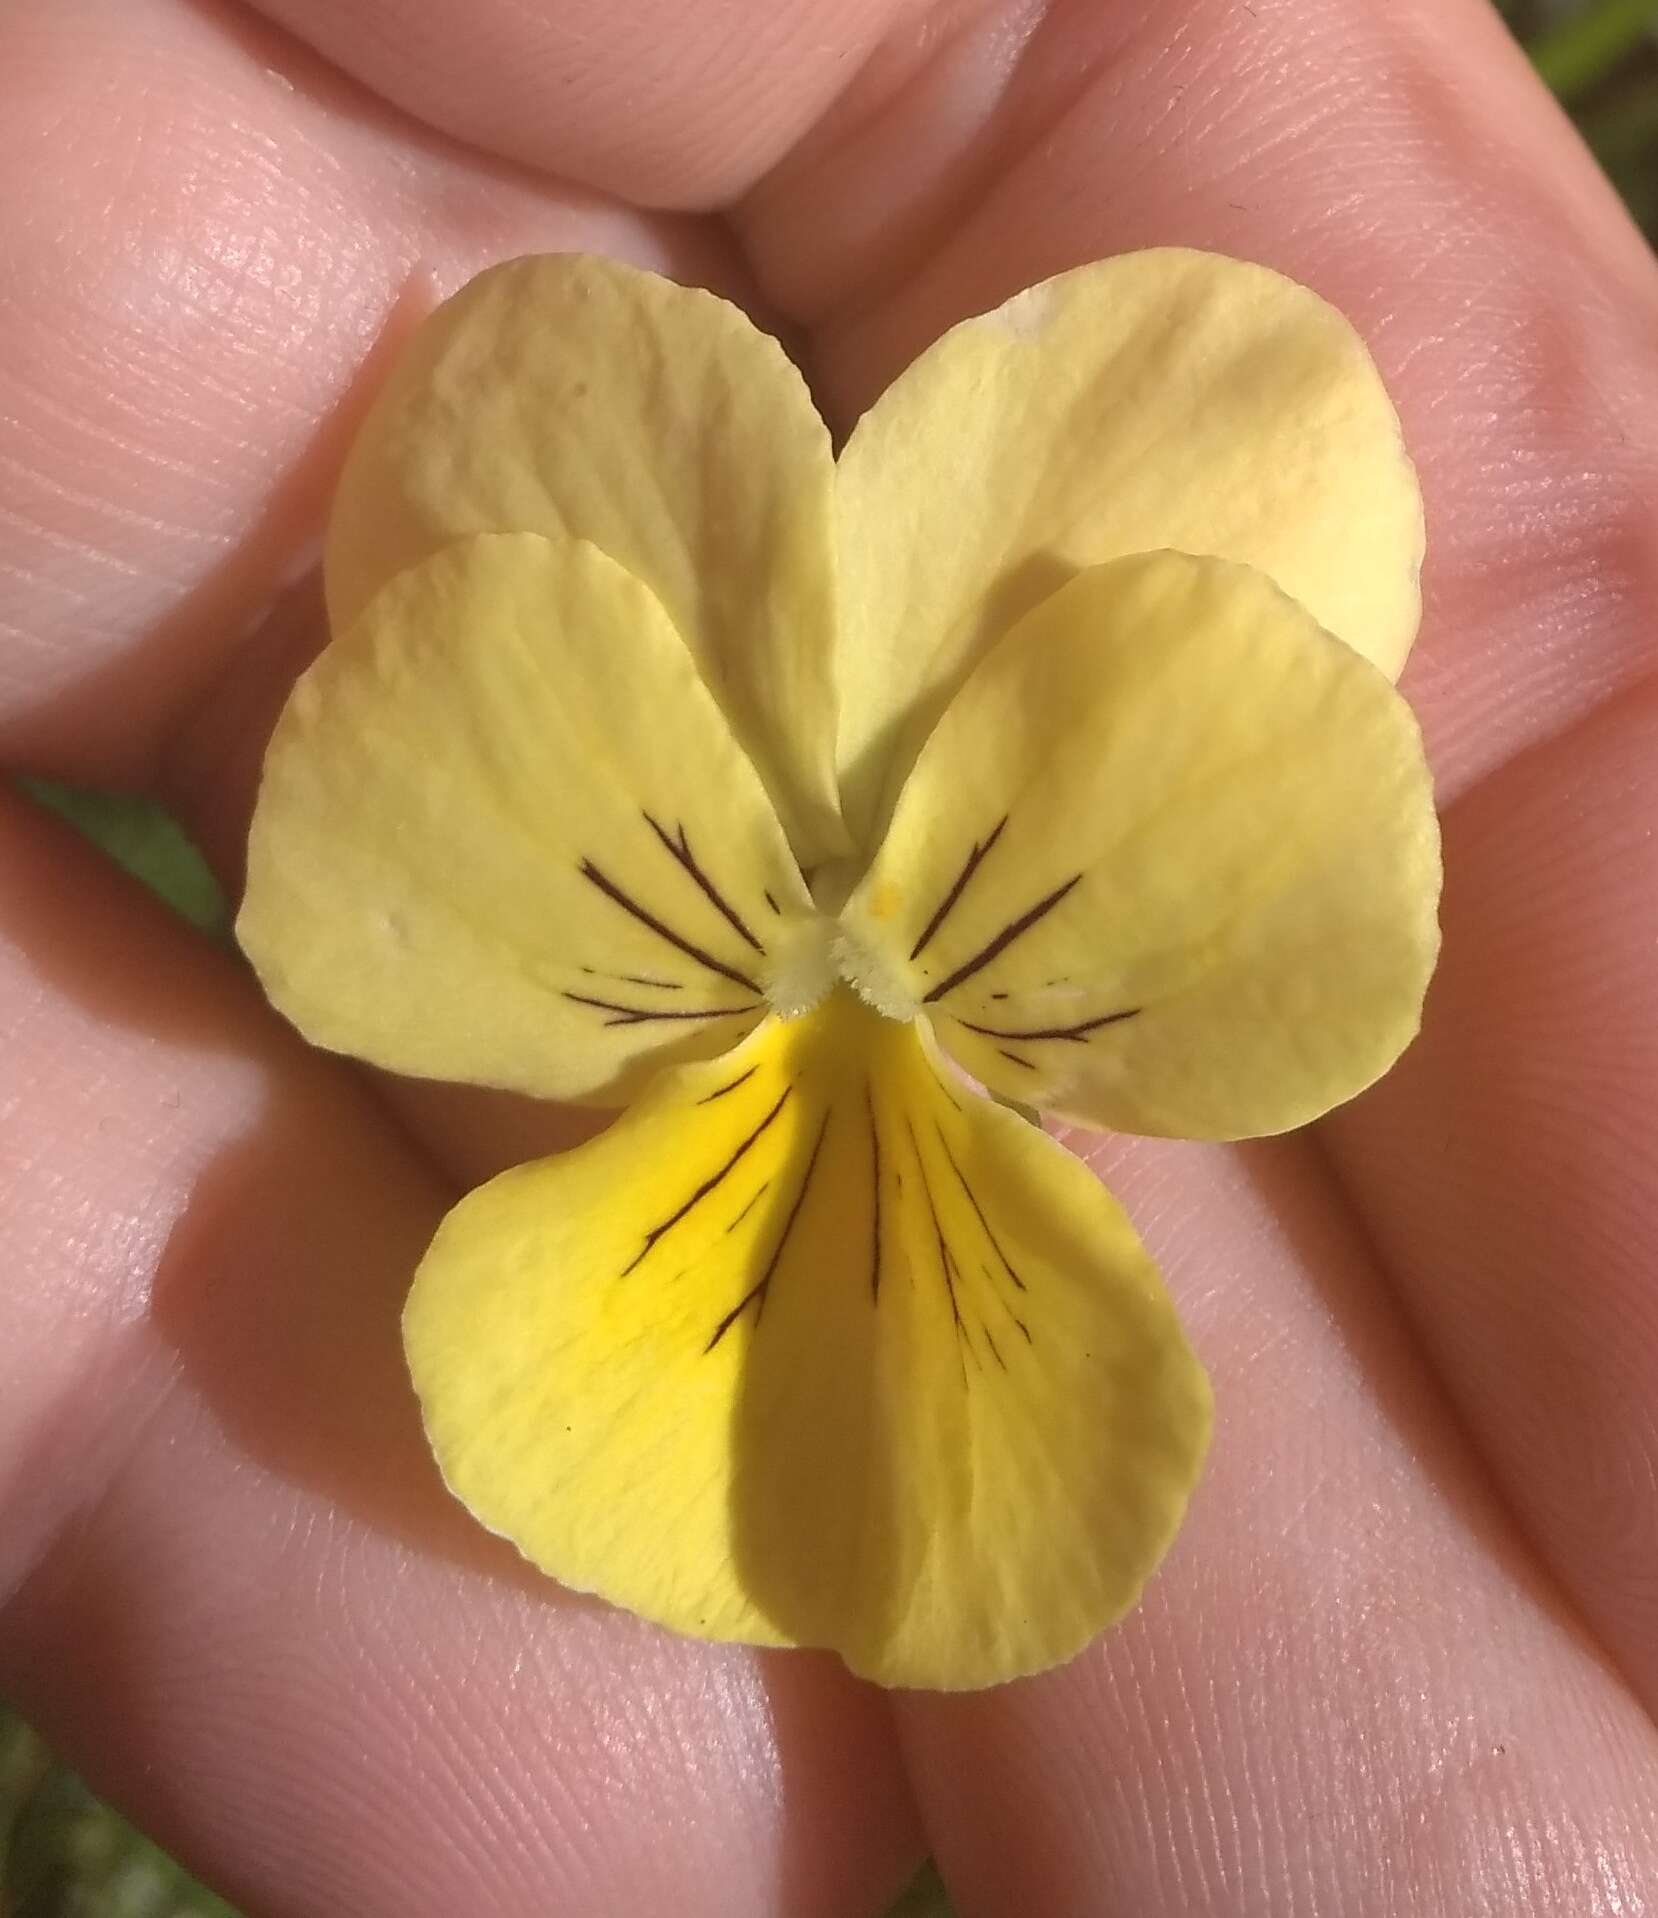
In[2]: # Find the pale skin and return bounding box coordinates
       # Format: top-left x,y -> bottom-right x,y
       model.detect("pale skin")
2,0 -> 1657,1911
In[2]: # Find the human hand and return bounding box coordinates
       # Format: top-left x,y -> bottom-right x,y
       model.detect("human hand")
3,1 -> 1657,1911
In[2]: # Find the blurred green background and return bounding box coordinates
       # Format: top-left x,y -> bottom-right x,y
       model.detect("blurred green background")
4,1 -> 1656,1912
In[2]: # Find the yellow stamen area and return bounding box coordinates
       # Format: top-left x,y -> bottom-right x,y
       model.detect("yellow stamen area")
833,922 -> 922,1024
762,911 -> 840,1018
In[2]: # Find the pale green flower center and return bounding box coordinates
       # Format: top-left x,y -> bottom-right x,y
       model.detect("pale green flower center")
761,907 -> 921,1025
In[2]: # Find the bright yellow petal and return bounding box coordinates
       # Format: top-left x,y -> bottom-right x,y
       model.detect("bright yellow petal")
839,551 -> 1441,1140
327,255 -> 847,864
834,249 -> 1423,845
239,532 -> 819,1105
405,988 -> 1210,1690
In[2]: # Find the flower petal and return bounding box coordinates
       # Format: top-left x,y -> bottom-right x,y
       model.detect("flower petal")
833,249 -> 1423,845
327,255 -> 847,863
404,989 -> 1210,1689
839,551 -> 1441,1140
239,531 -> 816,1105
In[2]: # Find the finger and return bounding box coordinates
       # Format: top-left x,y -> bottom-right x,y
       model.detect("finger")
1325,686 -> 1658,1701
0,790 -> 919,1915
245,0 -> 914,208
0,0 -> 735,787
903,1128 -> 1658,1915
727,0 -> 1658,1908
749,0 -> 1658,1767
9,15 -> 1657,1918
739,0 -> 1658,803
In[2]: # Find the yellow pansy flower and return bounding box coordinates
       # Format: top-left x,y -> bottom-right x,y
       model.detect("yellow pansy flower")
238,250 -> 1440,1690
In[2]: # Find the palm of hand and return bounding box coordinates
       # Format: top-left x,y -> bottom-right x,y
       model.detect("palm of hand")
2,2 -> 1657,1914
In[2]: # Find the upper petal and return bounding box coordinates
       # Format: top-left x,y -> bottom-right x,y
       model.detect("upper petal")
839,551 -> 1442,1140
327,255 -> 847,864
239,531 -> 815,1106
404,988 -> 1210,1689
833,249 -> 1423,846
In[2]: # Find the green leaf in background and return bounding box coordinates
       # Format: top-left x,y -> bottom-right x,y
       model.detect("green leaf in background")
884,1862 -> 955,1918
1527,0 -> 1658,101
17,781 -> 227,940
1,1711 -> 238,1918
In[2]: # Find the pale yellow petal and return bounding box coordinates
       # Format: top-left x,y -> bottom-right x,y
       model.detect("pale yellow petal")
239,532 -> 816,1106
839,552 -> 1441,1140
834,249 -> 1423,844
328,255 -> 846,863
405,989 -> 1210,1689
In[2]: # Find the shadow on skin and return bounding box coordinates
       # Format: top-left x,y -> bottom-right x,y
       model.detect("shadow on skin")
1,0 -> 736,788
1178,1116 -> 1631,1687
1,793 -> 578,1590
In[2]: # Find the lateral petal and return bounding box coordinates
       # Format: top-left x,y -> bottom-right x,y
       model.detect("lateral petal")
239,532 -> 814,1105
840,551 -> 1441,1140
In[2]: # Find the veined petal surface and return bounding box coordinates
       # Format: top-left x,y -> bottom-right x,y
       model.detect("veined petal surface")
239,532 -> 815,1106
833,250 -> 1424,845
840,552 -> 1441,1141
327,255 -> 847,863
405,989 -> 1210,1689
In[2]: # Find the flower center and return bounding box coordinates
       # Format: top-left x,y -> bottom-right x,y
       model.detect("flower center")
831,923 -> 920,1025
762,910 -> 921,1025
763,912 -> 841,1019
